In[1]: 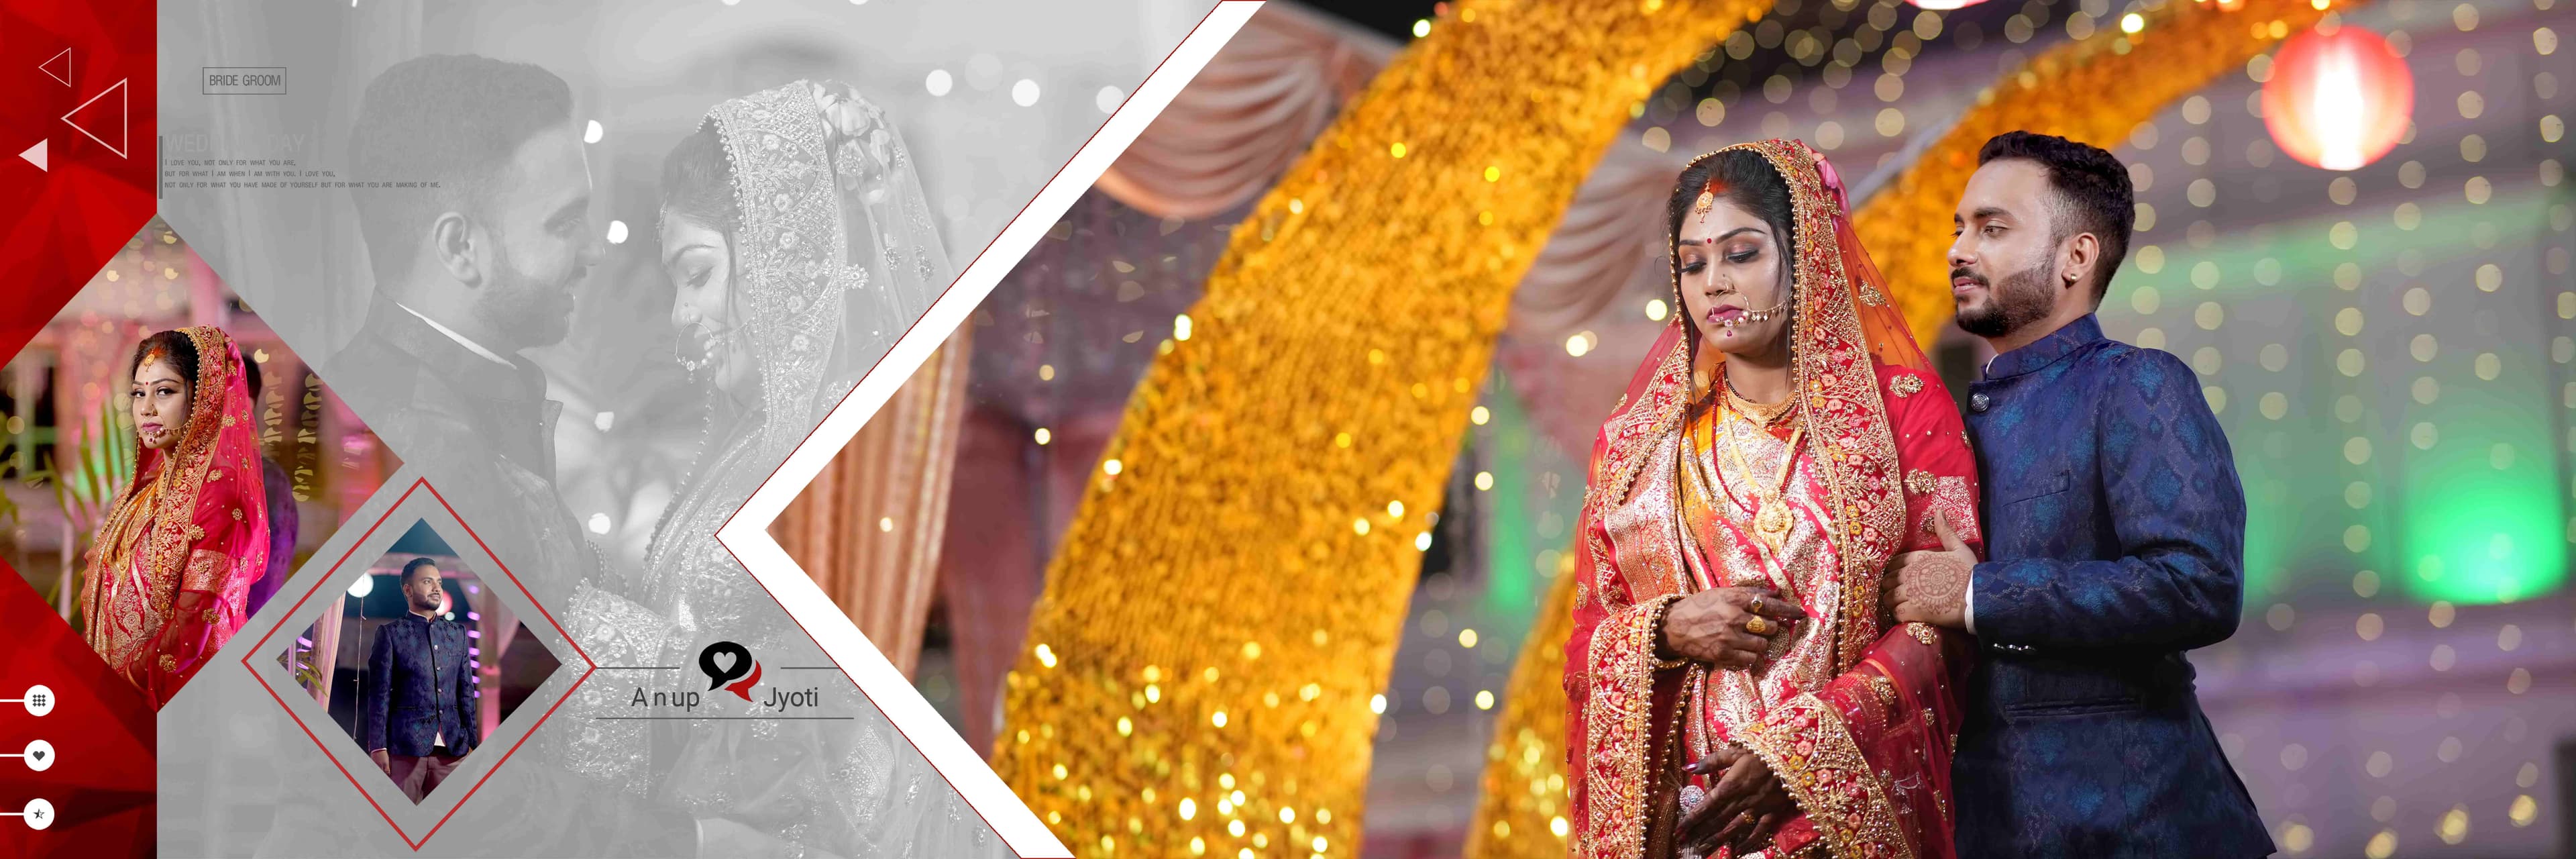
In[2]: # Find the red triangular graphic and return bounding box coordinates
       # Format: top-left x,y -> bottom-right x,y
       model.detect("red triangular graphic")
60,79 -> 127,158
39,48 -> 69,87
16,140 -> 44,172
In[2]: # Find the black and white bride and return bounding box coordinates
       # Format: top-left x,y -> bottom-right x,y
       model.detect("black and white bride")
553,79 -> 998,858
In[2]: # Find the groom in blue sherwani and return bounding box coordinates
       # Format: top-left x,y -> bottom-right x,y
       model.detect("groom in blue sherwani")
1884,132 -> 2273,858
365,558 -> 481,804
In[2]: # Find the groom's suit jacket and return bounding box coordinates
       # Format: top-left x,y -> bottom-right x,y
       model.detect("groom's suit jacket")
1955,315 -> 2273,858
363,611 -> 480,758
326,297 -> 599,605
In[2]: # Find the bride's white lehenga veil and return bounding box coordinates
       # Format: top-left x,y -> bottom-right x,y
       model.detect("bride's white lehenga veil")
553,80 -> 997,858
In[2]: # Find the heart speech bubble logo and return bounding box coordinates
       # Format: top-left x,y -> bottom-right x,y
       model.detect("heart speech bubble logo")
697,641 -> 763,701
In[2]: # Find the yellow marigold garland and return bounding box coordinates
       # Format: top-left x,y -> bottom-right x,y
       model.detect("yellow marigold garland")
992,1 -> 1775,856
1469,1 -> 2371,853
1860,0 -> 2371,343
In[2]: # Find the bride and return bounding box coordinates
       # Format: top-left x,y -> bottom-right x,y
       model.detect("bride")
550,79 -> 998,858
81,326 -> 270,707
1565,140 -> 1984,858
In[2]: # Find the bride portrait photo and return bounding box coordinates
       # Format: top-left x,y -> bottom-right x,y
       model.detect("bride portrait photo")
0,222 -> 394,712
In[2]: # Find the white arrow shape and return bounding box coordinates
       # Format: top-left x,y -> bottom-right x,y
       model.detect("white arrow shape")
61,79 -> 127,158
38,48 -> 69,87
16,140 -> 44,172
714,4 -> 1260,857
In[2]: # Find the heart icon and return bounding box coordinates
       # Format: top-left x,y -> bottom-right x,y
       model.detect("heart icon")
28,751 -> 40,762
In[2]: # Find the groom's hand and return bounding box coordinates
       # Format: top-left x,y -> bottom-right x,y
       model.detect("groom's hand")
1885,511 -> 1974,629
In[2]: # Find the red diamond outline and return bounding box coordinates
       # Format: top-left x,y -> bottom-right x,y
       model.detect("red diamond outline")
237,476 -> 596,851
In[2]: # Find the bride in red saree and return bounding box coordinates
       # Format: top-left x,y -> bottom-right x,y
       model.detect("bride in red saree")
1565,140 -> 1984,859
79,326 -> 270,707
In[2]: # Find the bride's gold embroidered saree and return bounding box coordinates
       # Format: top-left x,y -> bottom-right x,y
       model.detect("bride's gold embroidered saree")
1566,140 -> 1985,859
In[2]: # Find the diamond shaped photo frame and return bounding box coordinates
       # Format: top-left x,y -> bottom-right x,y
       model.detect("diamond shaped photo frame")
237,475 -> 592,848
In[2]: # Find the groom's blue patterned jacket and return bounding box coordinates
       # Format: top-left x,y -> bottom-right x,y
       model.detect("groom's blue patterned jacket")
364,611 -> 482,759
1954,315 -> 2273,858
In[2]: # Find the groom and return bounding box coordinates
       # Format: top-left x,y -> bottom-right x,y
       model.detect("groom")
329,54 -> 604,601
1883,132 -> 2272,857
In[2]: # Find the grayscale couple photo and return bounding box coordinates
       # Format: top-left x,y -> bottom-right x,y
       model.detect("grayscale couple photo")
152,1 -> 1217,856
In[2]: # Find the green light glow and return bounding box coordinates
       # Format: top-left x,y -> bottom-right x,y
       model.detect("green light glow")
2100,190 -> 2564,605
1476,366 -> 1591,623
2393,357 -> 2565,604
1482,366 -> 1536,619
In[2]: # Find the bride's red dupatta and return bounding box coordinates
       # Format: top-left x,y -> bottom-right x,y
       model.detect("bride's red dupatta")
1565,140 -> 1980,859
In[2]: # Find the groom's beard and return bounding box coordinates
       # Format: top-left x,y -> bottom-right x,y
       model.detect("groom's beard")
1953,256 -> 2055,339
477,238 -> 580,350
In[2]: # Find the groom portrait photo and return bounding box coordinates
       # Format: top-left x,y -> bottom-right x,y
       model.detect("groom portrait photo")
365,557 -> 482,805
272,520 -> 563,809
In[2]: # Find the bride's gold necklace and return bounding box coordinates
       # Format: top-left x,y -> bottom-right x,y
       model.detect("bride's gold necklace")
1682,376 -> 1804,600
1721,414 -> 1804,559
1723,374 -> 1796,430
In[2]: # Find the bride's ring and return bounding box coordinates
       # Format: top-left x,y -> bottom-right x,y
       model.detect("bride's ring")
1748,596 -> 1765,615
1745,615 -> 1774,636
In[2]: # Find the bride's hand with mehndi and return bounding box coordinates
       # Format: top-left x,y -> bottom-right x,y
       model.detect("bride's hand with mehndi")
1678,746 -> 1798,857
1659,587 -> 1806,670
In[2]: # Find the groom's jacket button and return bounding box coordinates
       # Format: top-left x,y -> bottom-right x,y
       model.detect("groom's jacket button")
1970,393 -> 1992,413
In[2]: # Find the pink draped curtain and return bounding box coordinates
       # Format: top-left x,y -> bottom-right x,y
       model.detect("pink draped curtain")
1093,2 -> 1391,221
770,330 -> 972,676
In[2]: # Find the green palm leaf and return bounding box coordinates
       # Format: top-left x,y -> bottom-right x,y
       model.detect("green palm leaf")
42,396 -> 136,620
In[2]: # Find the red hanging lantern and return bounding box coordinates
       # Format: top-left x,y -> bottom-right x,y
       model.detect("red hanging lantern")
2262,26 -> 2414,171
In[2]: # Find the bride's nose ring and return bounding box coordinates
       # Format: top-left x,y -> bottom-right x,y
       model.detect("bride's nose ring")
676,305 -> 702,325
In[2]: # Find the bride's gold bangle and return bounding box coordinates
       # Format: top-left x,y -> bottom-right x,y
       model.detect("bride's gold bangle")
1649,595 -> 1689,670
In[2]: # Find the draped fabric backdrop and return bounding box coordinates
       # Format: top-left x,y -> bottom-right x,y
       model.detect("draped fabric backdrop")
771,330 -> 972,676
1093,2 -> 1391,220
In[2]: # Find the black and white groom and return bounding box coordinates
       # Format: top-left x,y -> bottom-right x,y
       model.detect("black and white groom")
329,53 -> 604,606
